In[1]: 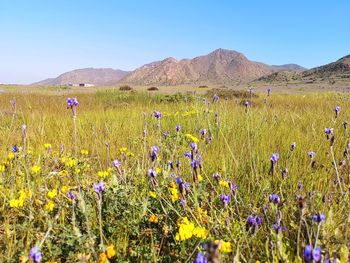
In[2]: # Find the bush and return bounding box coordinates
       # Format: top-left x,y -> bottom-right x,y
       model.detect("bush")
206,88 -> 258,99
198,85 -> 209,89
119,85 -> 133,91
147,86 -> 159,91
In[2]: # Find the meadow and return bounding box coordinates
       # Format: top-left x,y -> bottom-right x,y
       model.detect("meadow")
0,88 -> 350,262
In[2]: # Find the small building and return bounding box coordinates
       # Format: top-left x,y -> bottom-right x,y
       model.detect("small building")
69,83 -> 95,87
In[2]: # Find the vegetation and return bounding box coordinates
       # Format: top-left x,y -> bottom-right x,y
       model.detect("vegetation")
0,89 -> 349,262
119,85 -> 133,91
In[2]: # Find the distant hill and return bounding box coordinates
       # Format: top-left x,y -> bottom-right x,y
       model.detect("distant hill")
33,68 -> 130,86
256,55 -> 350,84
120,48 -> 304,85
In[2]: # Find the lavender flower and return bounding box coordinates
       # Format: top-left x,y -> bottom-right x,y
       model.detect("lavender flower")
213,94 -> 219,103
335,106 -> 341,118
304,245 -> 322,262
246,215 -> 262,232
312,212 -> 326,223
190,142 -> 197,150
147,169 -> 157,178
195,252 -> 208,263
154,111 -> 162,119
272,222 -> 286,234
290,142 -> 296,151
267,87 -> 271,96
113,160 -> 120,168
269,194 -> 281,204
12,145 -> 18,153
324,128 -> 334,135
308,151 -> 316,158
163,131 -> 169,138
67,190 -> 77,200
150,146 -> 160,162
270,153 -> 280,163
29,246 -> 42,263
93,182 -> 105,194
175,125 -> 181,132
184,151 -> 192,159
67,97 -> 79,107
200,129 -> 207,136
220,194 -> 231,206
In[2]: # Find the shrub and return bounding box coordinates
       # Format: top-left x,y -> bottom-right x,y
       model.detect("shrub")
119,85 -> 133,91
147,86 -> 159,91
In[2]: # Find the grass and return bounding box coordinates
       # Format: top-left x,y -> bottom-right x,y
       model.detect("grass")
0,88 -> 349,262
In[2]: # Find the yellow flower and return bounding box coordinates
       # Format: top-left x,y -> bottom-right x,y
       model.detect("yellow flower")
9,199 -> 20,208
219,180 -> 229,188
61,186 -> 69,194
169,186 -> 179,202
44,143 -> 52,149
7,152 -> 15,160
198,174 -> 203,182
45,201 -> 55,212
59,170 -> 68,176
47,189 -> 57,199
106,244 -> 116,259
149,191 -> 157,198
0,165 -> 5,172
31,165 -> 41,174
99,252 -> 107,263
126,151 -> 134,157
193,226 -> 208,239
215,240 -> 232,253
98,171 -> 110,178
149,214 -> 159,223
119,147 -> 127,154
66,158 -> 77,168
185,134 -> 199,143
156,167 -> 162,174
80,149 -> 89,155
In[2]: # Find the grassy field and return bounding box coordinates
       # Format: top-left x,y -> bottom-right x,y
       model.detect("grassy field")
0,87 -> 350,262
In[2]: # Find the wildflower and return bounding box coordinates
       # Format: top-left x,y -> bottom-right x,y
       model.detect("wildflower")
269,194 -> 281,204
213,94 -> 219,103
119,147 -> 127,154
335,106 -> 341,118
44,201 -> 55,212
175,217 -> 207,241
29,246 -> 42,263
324,128 -> 334,135
7,152 -> 15,160
113,160 -> 120,168
308,151 -> 316,158
267,87 -> 271,96
99,252 -> 107,263
270,153 -> 279,163
272,221 -> 286,234
67,97 -> 79,107
149,191 -> 157,198
313,213 -> 326,223
106,244 -> 116,259
59,170 -> 68,176
149,214 -> 159,223
12,145 -> 18,153
147,169 -> 157,178
44,143 -> 52,149
150,146 -> 160,162
169,184 -> 179,202
47,189 -> 57,199
184,151 -> 192,159
190,142 -> 197,150
246,215 -> 262,232
220,194 -> 231,207
198,174 -> 203,182
31,165 -> 41,173
67,190 -> 77,200
215,240 -> 232,253
185,134 -> 199,143
98,171 -> 110,178
0,165 -> 4,172
195,252 -> 208,263
290,142 -> 296,151
200,129 -> 207,136
80,149 -> 89,155
175,125 -> 181,132
93,182 -> 105,194
154,111 -> 162,119
219,179 -> 229,188
304,245 -> 322,262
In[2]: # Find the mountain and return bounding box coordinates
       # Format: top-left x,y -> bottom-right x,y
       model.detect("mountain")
256,55 -> 350,83
121,49 -> 304,85
33,68 -> 130,86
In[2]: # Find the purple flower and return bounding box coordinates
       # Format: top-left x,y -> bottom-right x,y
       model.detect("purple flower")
200,129 -> 207,136
113,160 -> 120,168
246,215 -> 262,231
304,245 -> 322,262
270,153 -> 279,163
290,142 -> 296,151
12,145 -> 18,153
163,131 -> 169,138
308,151 -> 316,158
150,146 -> 160,162
67,190 -> 77,200
313,213 -> 326,223
244,100 -> 249,107
190,142 -> 197,150
269,194 -> 281,204
67,97 -> 79,107
272,222 -> 286,234
195,252 -> 208,263
324,128 -> 334,135
335,106 -> 341,113
154,111 -> 162,119
267,87 -> 271,96
213,94 -> 219,103
184,151 -> 192,159
147,169 -> 157,178
220,194 -> 231,206
93,182 -> 105,194
29,246 -> 42,263
175,125 -> 181,132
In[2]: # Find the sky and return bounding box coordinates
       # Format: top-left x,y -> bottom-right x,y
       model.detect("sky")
0,0 -> 350,84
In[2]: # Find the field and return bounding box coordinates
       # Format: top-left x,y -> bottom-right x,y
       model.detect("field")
0,87 -> 350,262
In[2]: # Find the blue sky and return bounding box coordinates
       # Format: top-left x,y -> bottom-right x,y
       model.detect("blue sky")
1,0 -> 349,84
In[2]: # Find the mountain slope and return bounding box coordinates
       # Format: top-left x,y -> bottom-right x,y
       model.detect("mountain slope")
33,68 -> 130,86
121,49 -> 303,85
